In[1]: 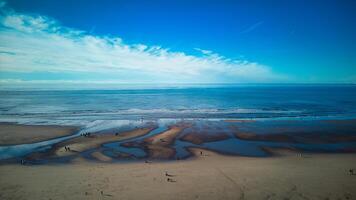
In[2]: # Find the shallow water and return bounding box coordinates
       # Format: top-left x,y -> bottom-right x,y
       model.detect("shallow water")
1,119 -> 355,163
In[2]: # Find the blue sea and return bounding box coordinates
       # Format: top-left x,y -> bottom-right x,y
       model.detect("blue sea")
0,85 -> 356,127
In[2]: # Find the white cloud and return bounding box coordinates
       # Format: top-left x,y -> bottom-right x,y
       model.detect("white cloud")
0,5 -> 285,84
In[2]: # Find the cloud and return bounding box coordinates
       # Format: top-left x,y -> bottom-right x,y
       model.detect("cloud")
0,5 -> 284,84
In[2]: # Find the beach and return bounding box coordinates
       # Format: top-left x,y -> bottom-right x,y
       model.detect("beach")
0,123 -> 78,145
0,149 -> 355,200
0,120 -> 355,199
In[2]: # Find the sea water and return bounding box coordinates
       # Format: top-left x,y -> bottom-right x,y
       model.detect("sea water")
1,84 -> 355,129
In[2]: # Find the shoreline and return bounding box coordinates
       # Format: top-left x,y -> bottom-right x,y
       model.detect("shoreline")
1,119 -> 356,163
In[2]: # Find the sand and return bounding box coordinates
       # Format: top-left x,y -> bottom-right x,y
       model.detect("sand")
180,132 -> 230,144
143,125 -> 189,159
90,151 -> 113,162
0,123 -> 78,145
0,149 -> 355,200
51,127 -> 157,157
1,121 -> 356,199
235,132 -> 356,144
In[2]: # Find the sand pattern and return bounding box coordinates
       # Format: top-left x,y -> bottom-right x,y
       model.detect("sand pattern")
2,119 -> 356,164
142,123 -> 191,159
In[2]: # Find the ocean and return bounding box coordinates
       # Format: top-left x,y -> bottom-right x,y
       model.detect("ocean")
0,85 -> 355,126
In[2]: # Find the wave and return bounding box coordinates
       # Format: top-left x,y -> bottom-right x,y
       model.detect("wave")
0,108 -> 303,116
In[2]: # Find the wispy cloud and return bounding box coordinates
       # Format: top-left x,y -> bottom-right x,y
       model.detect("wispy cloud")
240,21 -> 264,34
0,4 -> 283,84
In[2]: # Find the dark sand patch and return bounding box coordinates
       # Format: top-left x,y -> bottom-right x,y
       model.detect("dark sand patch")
52,126 -> 157,157
143,127 -> 185,159
91,151 -> 112,162
296,133 -> 356,143
235,132 -> 295,143
141,123 -> 190,159
0,123 -> 78,145
180,132 -> 230,145
235,132 -> 356,144
260,146 -> 303,157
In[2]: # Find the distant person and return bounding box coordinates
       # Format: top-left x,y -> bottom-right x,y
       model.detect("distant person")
167,178 -> 176,182
165,171 -> 174,177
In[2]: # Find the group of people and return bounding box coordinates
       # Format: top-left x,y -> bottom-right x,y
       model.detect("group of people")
165,171 -> 176,182
81,132 -> 91,137
64,146 -> 71,152
20,159 -> 26,165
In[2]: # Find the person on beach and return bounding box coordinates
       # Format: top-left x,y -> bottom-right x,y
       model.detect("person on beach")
350,169 -> 355,175
167,178 -> 176,182
165,171 -> 174,177
81,132 -> 91,137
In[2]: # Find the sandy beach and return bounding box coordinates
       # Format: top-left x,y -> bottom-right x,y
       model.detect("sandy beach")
50,126 -> 156,158
0,123 -> 78,145
1,120 -> 356,199
0,149 -> 355,200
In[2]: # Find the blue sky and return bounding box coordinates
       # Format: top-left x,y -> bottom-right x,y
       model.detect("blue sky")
0,0 -> 355,87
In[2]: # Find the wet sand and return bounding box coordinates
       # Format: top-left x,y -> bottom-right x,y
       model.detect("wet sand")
143,124 -> 190,159
1,121 -> 356,199
235,132 -> 356,144
50,126 -> 157,158
0,123 -> 78,145
0,149 -> 355,200
180,132 -> 230,144
235,132 -> 296,143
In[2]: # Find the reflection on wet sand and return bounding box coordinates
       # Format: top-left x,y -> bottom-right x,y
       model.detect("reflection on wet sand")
1,119 -> 356,164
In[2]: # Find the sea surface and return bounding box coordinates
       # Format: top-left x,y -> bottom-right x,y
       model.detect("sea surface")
1,85 -> 355,127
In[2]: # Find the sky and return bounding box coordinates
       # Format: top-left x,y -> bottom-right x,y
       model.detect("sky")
0,0 -> 355,88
